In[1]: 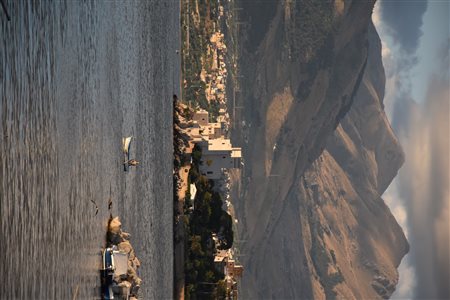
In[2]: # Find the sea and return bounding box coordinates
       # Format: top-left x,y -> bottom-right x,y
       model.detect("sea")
0,1 -> 179,299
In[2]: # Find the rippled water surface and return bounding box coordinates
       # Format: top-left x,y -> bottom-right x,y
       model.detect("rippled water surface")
1,1 -> 179,299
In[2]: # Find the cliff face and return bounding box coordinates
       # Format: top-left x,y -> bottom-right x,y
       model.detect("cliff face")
296,24 -> 409,299
231,1 -> 408,298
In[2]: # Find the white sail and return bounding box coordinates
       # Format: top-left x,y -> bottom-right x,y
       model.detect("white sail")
122,136 -> 133,153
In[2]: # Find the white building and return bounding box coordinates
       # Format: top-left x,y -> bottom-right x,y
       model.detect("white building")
198,139 -> 241,180
187,110 -> 241,180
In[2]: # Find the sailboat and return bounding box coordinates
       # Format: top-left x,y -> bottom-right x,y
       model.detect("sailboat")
122,136 -> 133,172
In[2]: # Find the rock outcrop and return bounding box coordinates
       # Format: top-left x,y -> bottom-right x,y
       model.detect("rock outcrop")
230,1 -> 408,298
107,217 -> 142,299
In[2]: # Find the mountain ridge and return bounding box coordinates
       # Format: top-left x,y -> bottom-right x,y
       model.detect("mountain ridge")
230,1 -> 408,298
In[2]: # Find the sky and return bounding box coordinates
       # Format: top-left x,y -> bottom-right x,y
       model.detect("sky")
373,1 -> 449,299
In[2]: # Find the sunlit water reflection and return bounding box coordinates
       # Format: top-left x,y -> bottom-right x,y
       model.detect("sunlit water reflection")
1,1 -> 178,299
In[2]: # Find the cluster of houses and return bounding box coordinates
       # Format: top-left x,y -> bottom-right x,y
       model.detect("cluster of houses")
185,109 -> 241,180
182,22 -> 243,299
202,31 -> 227,99
181,108 -> 244,298
213,234 -> 244,299
201,30 -> 231,131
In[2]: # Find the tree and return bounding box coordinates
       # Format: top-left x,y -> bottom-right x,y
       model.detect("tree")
190,235 -> 204,256
209,192 -> 223,232
212,280 -> 227,299
218,213 -> 233,249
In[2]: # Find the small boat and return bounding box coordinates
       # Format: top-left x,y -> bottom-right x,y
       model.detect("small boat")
100,247 -> 115,300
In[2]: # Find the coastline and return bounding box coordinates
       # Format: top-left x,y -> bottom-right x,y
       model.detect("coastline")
174,0 -> 243,298
173,97 -> 190,300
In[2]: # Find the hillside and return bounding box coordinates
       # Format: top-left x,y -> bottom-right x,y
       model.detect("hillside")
230,1 -> 408,298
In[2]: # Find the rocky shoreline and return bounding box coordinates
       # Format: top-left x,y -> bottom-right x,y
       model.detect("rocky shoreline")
106,216 -> 142,300
173,96 -> 191,300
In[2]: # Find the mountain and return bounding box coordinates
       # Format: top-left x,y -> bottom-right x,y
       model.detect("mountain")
230,0 -> 409,298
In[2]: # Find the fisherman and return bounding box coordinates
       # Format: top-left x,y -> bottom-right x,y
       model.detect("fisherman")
127,159 -> 139,167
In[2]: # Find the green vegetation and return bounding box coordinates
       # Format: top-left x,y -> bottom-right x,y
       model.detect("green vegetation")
184,145 -> 234,300
286,0 -> 336,103
288,0 -> 334,64
181,2 -> 236,297
181,0 -> 221,112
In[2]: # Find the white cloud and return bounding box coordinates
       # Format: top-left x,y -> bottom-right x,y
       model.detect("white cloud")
373,0 -> 419,297
372,2 -> 381,27
384,184 -> 415,300
374,2 -> 449,298
383,184 -> 409,238
392,256 -> 416,300
381,40 -> 391,60
396,74 -> 449,298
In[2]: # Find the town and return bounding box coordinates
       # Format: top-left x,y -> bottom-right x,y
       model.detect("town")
174,103 -> 243,299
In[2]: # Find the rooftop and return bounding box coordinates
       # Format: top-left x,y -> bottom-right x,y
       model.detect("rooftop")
231,148 -> 241,158
207,139 -> 233,151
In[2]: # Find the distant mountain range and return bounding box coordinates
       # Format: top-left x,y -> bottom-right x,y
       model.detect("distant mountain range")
231,0 -> 408,298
